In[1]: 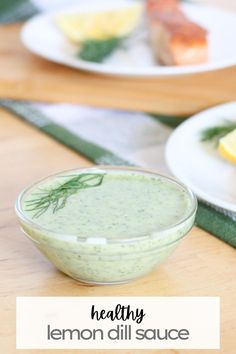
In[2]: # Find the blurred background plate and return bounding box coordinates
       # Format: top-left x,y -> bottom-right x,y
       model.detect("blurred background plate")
21,0 -> 236,77
166,102 -> 236,213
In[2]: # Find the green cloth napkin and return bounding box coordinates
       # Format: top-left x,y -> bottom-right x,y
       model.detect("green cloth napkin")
0,0 -> 38,23
1,99 -> 236,248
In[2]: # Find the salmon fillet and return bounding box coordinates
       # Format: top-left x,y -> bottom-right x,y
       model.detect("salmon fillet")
147,0 -> 208,66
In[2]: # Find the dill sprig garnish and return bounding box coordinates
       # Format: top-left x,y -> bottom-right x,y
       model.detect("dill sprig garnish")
78,37 -> 124,63
200,120 -> 236,145
25,173 -> 105,218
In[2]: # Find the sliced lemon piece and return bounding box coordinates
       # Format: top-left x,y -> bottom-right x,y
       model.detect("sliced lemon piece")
56,4 -> 143,43
218,128 -> 236,164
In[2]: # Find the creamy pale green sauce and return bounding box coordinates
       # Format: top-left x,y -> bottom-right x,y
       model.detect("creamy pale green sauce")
21,170 -> 195,284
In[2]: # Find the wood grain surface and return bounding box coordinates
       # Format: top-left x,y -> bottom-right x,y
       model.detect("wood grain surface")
1,22 -> 236,116
1,109 -> 236,354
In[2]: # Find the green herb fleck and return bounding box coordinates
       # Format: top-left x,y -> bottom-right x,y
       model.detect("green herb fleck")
25,173 -> 105,218
200,120 -> 236,145
78,37 -> 123,63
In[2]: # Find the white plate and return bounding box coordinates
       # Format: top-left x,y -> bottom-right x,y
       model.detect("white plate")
166,102 -> 236,213
21,0 -> 236,77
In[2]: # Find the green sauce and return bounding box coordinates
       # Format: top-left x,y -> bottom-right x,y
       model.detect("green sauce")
18,168 -> 196,284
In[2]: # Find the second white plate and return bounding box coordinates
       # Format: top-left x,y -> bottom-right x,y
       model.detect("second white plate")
166,102 -> 236,213
21,0 -> 236,77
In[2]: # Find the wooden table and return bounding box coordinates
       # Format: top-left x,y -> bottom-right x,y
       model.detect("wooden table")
1,5 -> 236,353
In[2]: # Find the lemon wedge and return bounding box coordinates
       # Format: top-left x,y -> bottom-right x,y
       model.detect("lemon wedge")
56,4 -> 143,43
218,128 -> 236,164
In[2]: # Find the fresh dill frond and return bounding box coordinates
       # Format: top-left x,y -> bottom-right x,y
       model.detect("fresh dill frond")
78,37 -> 124,63
200,120 -> 236,145
25,173 -> 105,218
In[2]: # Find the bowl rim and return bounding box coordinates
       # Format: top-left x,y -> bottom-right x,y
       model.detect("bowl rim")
15,165 -> 198,244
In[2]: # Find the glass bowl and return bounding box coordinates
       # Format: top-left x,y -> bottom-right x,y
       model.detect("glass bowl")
15,166 -> 197,285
